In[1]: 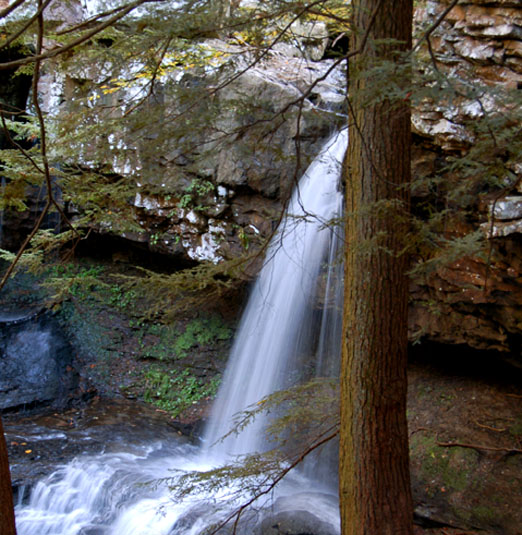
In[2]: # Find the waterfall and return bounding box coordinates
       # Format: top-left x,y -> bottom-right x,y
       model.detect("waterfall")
204,129 -> 347,459
14,130 -> 348,535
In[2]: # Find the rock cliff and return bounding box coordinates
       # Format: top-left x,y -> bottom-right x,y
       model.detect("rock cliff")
2,0 -> 521,356
408,0 -> 522,355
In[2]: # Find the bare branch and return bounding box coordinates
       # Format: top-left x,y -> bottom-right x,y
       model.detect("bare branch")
0,0 -> 166,71
54,2 -> 149,36
411,0 -> 459,54
0,200 -> 50,291
121,36 -> 173,118
0,0 -> 53,52
437,441 -> 522,455
0,105 -> 45,174
207,428 -> 339,535
0,0 -> 26,20
0,0 -> 81,291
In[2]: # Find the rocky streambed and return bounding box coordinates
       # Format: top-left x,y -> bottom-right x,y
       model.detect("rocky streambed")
4,398 -> 192,504
3,350 -> 522,535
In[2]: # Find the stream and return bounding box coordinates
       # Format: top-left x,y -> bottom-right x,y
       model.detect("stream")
5,399 -> 339,535
4,130 -> 348,534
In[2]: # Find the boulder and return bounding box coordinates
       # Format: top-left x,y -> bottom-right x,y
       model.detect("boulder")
255,492 -> 340,535
256,511 -> 337,535
0,311 -> 78,410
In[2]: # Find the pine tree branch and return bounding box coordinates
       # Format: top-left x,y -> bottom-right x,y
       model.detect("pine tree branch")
31,0 -> 78,238
159,0 -> 330,127
0,199 -> 50,291
207,428 -> 339,535
0,0 -> 166,71
0,1 -> 51,293
0,0 -> 53,52
121,36 -> 173,118
0,105 -> 45,174
0,0 -> 81,292
54,2 -> 150,36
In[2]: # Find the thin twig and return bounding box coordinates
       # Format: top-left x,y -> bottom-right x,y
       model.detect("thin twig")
474,421 -> 507,433
0,104 -> 45,174
0,0 -> 81,292
0,0 -> 26,20
409,426 -> 430,436
54,2 -> 148,36
31,0 -> 78,237
121,36 -> 173,118
207,428 -> 339,535
0,0 -> 165,71
155,0 -> 330,132
0,200 -> 50,291
484,173 -> 522,291
411,0 -> 460,54
0,0 -> 53,52
437,441 -> 522,454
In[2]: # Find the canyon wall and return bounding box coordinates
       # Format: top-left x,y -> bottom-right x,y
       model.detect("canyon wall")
2,0 -> 521,356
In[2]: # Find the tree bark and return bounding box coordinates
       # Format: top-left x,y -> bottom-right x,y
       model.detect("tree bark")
339,1 -> 413,534
0,415 -> 17,535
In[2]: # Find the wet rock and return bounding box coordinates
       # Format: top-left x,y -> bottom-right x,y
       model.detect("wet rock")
32,34 -> 345,264
255,493 -> 340,535
4,398 -> 192,494
409,252 -> 522,358
46,0 -> 83,27
407,0 -> 522,353
412,0 -> 522,151
0,312 -> 78,410
491,197 -> 522,221
3,0 -> 521,356
256,511 -> 337,535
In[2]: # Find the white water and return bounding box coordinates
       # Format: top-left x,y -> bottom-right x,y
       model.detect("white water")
204,130 -> 346,459
15,130 -> 348,535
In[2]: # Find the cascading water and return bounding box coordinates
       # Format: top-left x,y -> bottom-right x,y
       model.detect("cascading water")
14,129 -> 348,535
204,129 -> 346,460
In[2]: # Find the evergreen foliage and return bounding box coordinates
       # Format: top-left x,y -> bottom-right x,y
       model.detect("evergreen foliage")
0,0 -> 353,309
159,379 -> 339,532
0,1 -> 521,533
1,0 -> 519,312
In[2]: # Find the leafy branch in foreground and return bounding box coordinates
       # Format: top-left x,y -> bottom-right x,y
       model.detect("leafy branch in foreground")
113,254 -> 258,319
187,429 -> 339,535
158,379 -> 339,534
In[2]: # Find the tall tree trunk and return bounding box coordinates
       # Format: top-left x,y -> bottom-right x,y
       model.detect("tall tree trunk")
339,1 -> 413,534
0,415 -> 17,535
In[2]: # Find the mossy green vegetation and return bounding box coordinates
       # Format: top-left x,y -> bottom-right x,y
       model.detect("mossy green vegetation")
409,434 -> 478,493
509,418 -> 522,437
408,430 -> 521,529
0,258 -> 234,415
144,368 -> 220,417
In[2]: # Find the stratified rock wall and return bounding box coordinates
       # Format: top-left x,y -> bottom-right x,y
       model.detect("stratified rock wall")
2,0 -> 521,355
409,0 -> 522,356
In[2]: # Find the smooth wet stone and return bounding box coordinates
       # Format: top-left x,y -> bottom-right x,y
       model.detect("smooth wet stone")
256,510 -> 338,535
0,312 -> 78,410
